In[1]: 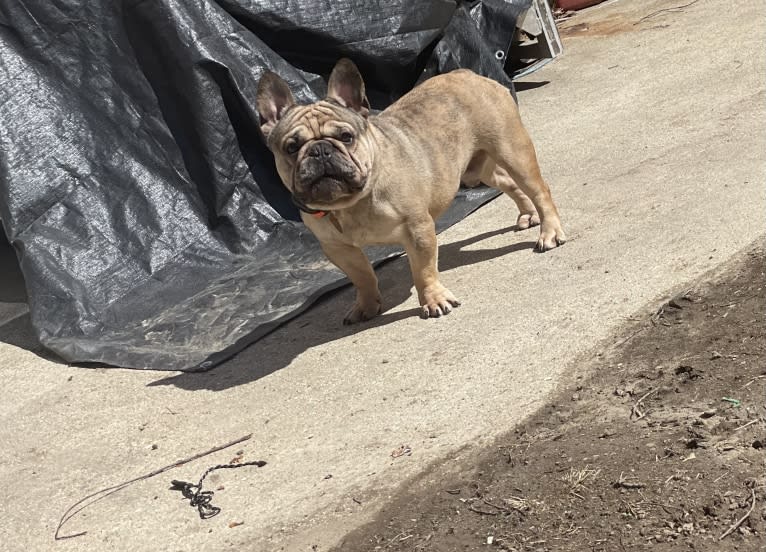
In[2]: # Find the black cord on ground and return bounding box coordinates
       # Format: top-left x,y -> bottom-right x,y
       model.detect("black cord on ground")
170,460 -> 268,519
54,434 -> 257,540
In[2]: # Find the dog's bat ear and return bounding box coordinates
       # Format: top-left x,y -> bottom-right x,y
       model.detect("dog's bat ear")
327,58 -> 370,118
256,70 -> 296,140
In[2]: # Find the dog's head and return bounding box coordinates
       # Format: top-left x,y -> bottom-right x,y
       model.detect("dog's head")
256,59 -> 373,211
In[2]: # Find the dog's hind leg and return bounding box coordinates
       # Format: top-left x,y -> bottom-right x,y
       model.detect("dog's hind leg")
492,122 -> 566,251
486,165 -> 540,230
464,153 -> 540,230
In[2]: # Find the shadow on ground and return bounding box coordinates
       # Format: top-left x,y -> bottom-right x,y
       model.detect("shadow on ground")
148,225 -> 536,391
0,232 -> 42,354
513,80 -> 550,92
0,222 -> 537,384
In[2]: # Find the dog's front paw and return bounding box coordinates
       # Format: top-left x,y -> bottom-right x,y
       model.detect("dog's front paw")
343,297 -> 382,325
420,284 -> 461,319
535,221 -> 567,252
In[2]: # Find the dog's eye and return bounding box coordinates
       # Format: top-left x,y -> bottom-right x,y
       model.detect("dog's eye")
285,141 -> 300,155
339,132 -> 354,144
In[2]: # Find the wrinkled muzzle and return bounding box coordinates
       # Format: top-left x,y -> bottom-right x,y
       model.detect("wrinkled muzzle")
294,140 -> 365,205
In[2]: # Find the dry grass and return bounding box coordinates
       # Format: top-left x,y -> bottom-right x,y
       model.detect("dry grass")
562,465 -> 601,499
503,495 -> 532,513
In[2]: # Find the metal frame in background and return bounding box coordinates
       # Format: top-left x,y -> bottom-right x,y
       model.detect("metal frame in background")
510,0 -> 564,79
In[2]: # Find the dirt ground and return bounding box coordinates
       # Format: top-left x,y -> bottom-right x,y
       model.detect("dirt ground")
333,245 -> 765,551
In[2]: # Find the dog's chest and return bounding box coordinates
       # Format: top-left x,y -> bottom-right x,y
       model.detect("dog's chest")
334,205 -> 408,248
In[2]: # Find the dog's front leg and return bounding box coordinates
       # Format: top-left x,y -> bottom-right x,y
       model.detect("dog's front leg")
320,241 -> 382,324
403,219 -> 461,318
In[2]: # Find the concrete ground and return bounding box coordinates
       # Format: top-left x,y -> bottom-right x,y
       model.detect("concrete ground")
1,0 -> 764,550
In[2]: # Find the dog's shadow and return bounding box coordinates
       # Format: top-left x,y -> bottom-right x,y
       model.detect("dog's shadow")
0,225 -> 535,388
149,225 -> 535,391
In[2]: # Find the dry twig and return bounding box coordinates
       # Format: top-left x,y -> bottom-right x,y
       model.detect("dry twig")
614,326 -> 648,347
635,0 -> 700,25
386,532 -> 412,547
55,434 -> 254,540
631,388 -> 659,420
719,488 -> 757,540
467,502 -> 499,516
710,293 -> 760,308
742,375 -> 766,388
614,472 -> 645,489
734,419 -> 760,431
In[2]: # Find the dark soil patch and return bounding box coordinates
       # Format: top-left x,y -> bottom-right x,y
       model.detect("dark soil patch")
333,246 -> 765,551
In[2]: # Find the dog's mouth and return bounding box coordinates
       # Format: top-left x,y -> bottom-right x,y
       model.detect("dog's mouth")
312,175 -> 345,191
295,174 -> 366,208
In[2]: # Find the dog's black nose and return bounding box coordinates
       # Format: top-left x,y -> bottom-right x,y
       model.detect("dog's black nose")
307,140 -> 334,159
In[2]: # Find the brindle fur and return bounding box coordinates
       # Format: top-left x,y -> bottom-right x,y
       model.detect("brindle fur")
257,59 -> 566,322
